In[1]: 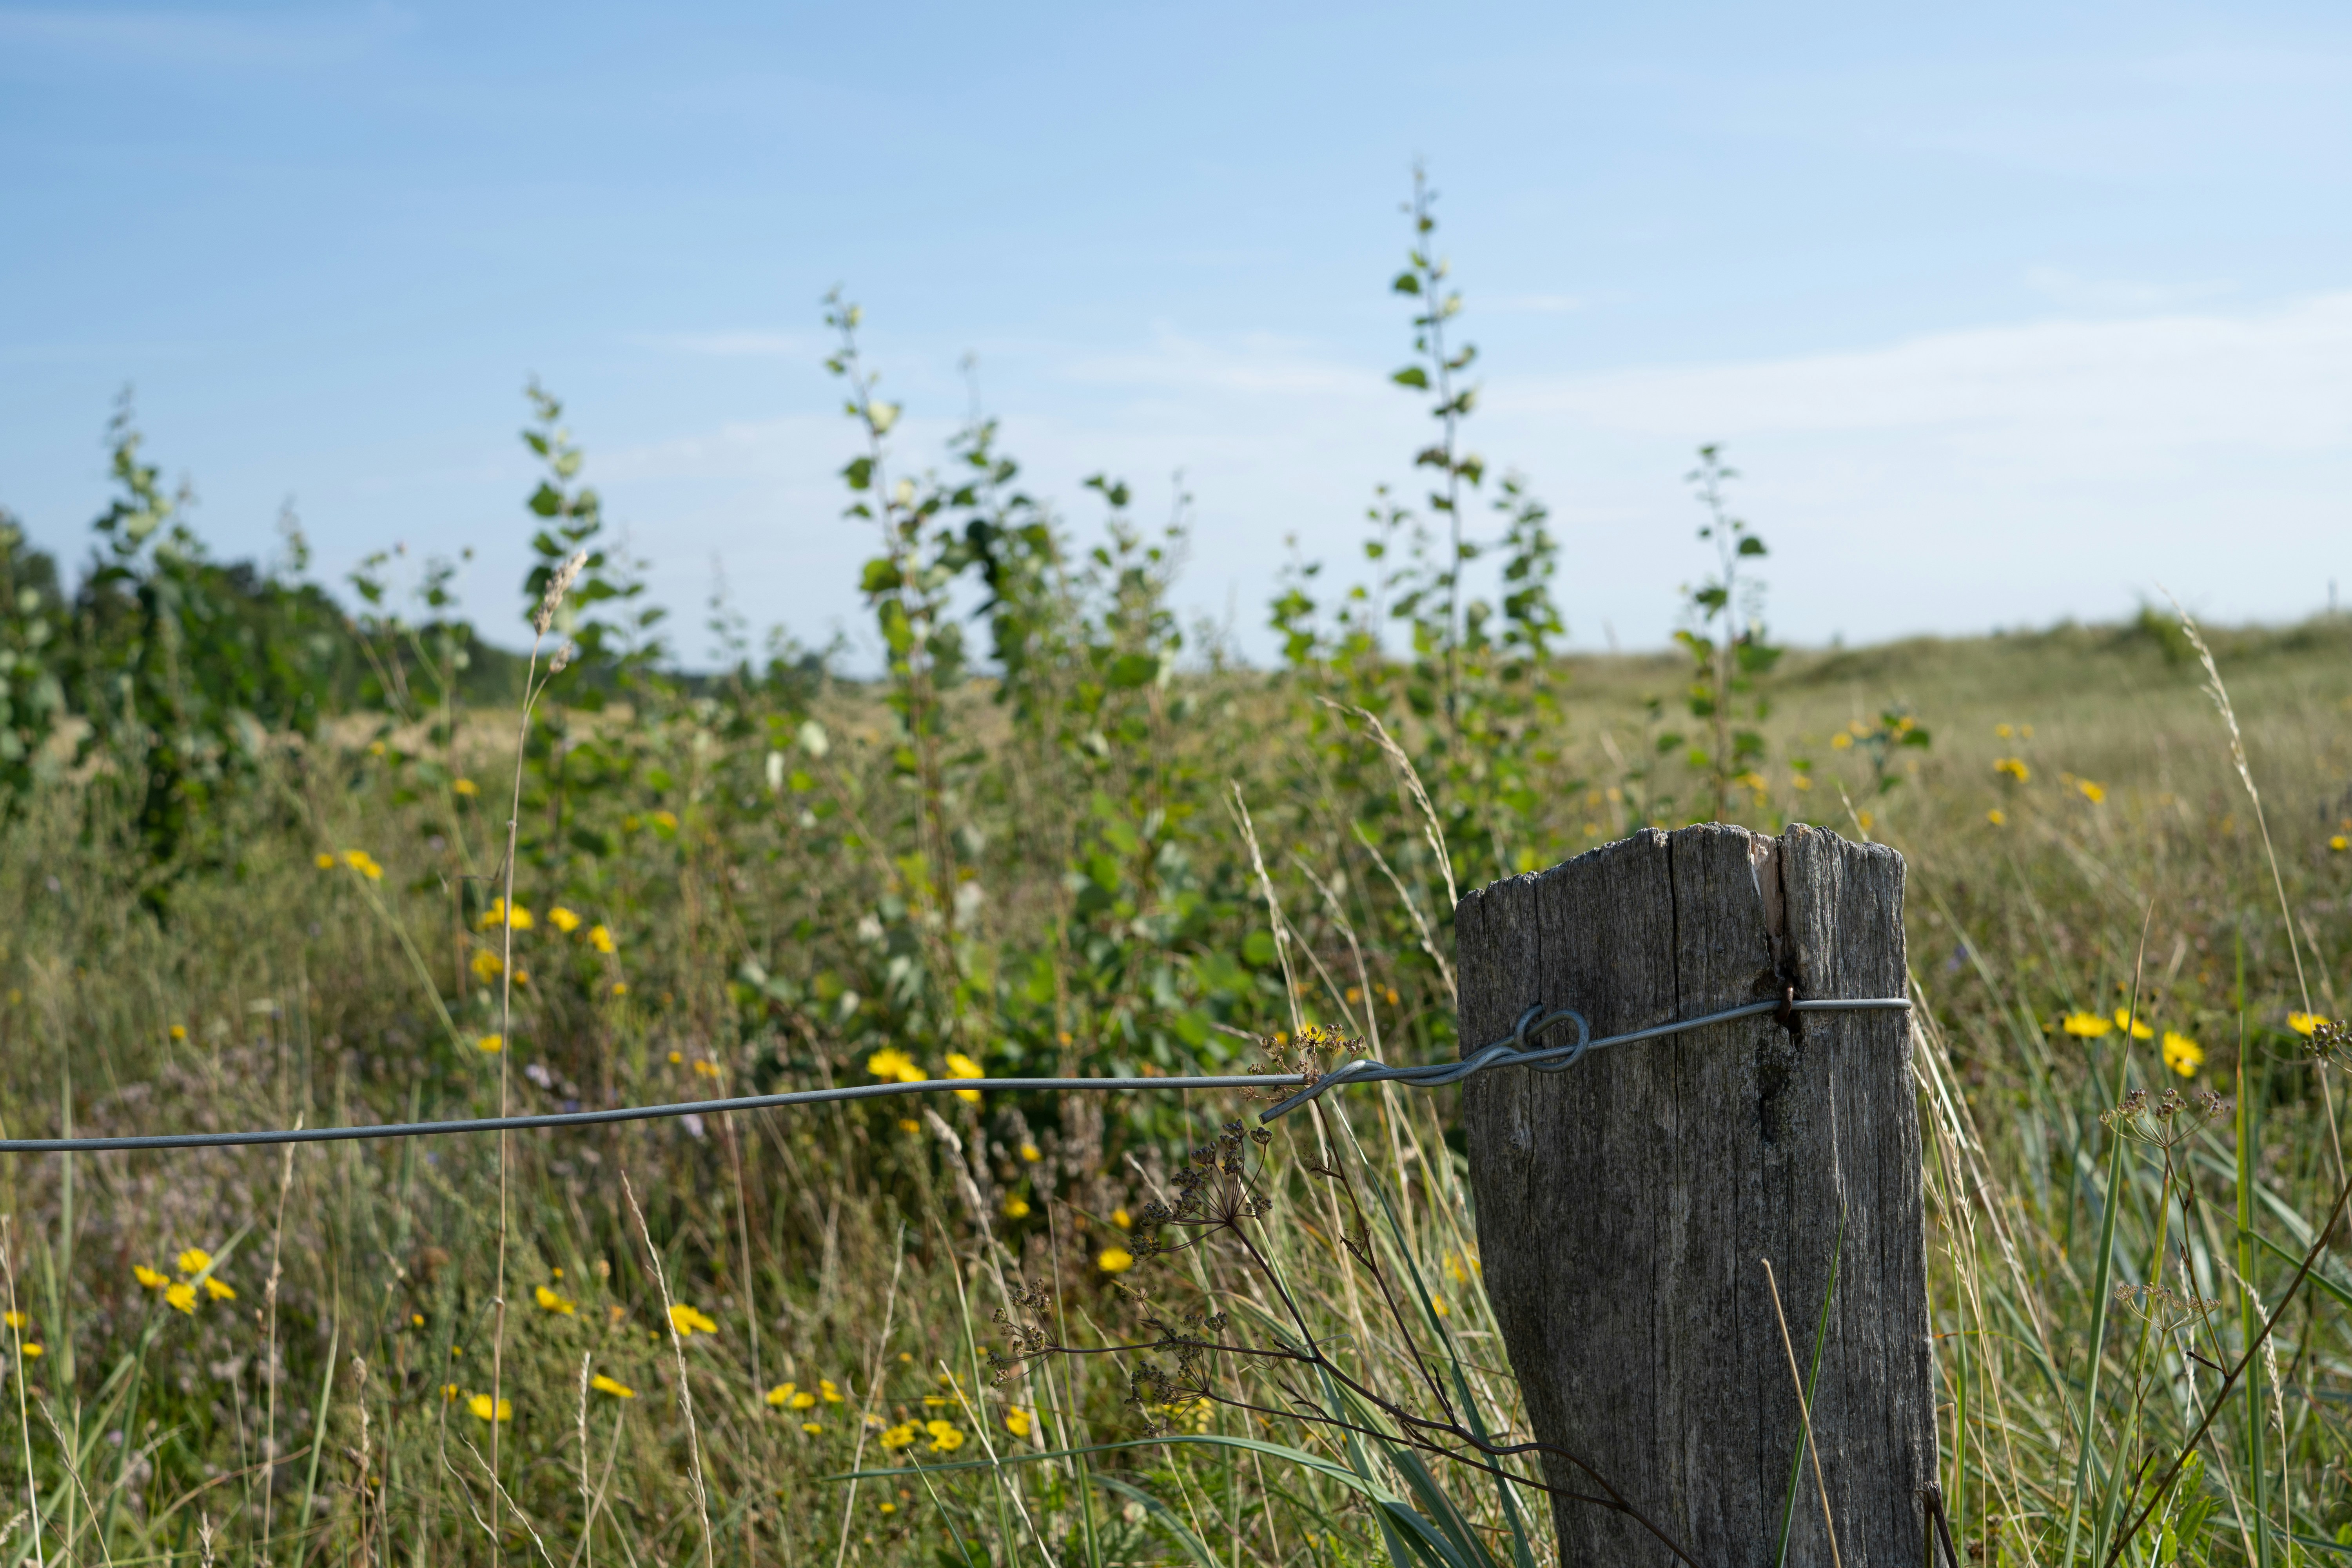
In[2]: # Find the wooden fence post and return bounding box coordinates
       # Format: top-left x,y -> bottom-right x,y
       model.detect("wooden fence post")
1453,822 -> 1934,1566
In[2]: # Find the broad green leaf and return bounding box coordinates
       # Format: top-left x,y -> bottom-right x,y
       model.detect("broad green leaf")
1392,366 -> 1430,390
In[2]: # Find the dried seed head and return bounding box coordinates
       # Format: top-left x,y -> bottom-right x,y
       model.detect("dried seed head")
535,549 -> 589,634
548,643 -> 573,676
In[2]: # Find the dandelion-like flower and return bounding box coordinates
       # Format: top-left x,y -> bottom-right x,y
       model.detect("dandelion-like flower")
340,849 -> 384,881
475,1035 -> 504,1054
925,1420 -> 964,1454
548,906 -> 581,934
2078,779 -> 2107,804
471,950 -> 504,982
164,1283 -> 197,1315
668,1303 -> 719,1336
535,1285 -> 574,1315
1097,1247 -> 1134,1274
203,1277 -> 236,1301
590,1374 -> 634,1398
133,1264 -> 168,1290
1111,1209 -> 1132,1230
469,1394 -> 512,1422
2161,1030 -> 2204,1078
866,1048 -> 924,1083
1003,1197 -> 1031,1220
1004,1407 -> 1033,1437
946,1052 -> 984,1103
764,1383 -> 797,1408
2290,1013 -> 2332,1037
477,899 -> 532,931
2112,1008 -> 2154,1041
177,1248 -> 212,1275
2061,1012 -> 2112,1038
452,778 -> 479,797
1993,758 -> 2029,782
1019,1142 -> 1042,1163
878,1423 -> 917,1451
587,925 -> 616,955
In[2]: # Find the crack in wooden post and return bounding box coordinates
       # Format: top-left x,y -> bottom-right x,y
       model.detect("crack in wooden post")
1454,823 -> 1935,1566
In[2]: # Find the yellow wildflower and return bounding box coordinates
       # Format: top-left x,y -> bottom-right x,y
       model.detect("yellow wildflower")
652,810 -> 679,832
18,1345 -> 40,1358
478,898 -> 532,931
133,1264 -> 169,1290
468,1395 -> 512,1422
2113,1009 -> 2154,1041
470,949 -> 503,982
801,1421 -> 823,1435
476,1034 -> 504,1054
2290,1013 -> 2331,1037
442,1383 -> 461,1401
204,1277 -> 236,1301
1831,733 -> 1853,751
2332,835 -> 2349,852
169,1024 -> 187,1041
0,1312 -> 23,1329
1111,1208 -> 1131,1230
1097,1247 -> 1134,1274
1995,723 -> 2013,738
177,1248 -> 212,1275
1986,810 -> 2007,827
790,1390 -> 817,1410
898,1118 -> 921,1133
668,1303 -> 719,1336
1003,1197 -> 1031,1220
1993,758 -> 2029,782
588,925 -> 617,954
548,906 -> 582,934
453,777 -> 479,797
820,1379 -> 843,1403
315,853 -> 335,869
946,1052 -> 984,1103
926,1420 -> 965,1453
1019,1142 -> 1042,1163
2162,1031 -> 2204,1078
766,1383 -> 797,1408
866,1048 -> 924,1083
164,1283 -> 197,1314
2061,1012 -> 2112,1038
2078,779 -> 2107,804
341,849 -> 383,880
411,1314 -> 425,1327
1005,1407 -> 1033,1437
879,1423 -> 918,1450
590,1374 -> 634,1398
535,1286 -> 574,1316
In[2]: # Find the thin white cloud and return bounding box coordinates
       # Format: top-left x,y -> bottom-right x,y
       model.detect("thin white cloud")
629,331 -> 811,360
2022,267 -> 2235,314
1503,292 -> 2352,451
1486,293 -> 1592,315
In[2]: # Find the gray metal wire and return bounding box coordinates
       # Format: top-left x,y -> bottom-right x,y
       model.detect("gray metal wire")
0,995 -> 1910,1154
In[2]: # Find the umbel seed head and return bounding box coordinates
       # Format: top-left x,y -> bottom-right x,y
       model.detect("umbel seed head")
536,548 -> 589,634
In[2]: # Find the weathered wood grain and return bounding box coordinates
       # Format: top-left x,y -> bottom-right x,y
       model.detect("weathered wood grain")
1455,824 -> 1931,1567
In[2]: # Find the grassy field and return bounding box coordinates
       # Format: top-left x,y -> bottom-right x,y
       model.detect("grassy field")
3,600 -> 2351,1568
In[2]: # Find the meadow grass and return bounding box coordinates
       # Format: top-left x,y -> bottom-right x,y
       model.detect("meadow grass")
1,609 -> 2349,1566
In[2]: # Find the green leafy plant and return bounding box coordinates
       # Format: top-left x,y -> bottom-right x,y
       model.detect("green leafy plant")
1667,443 -> 1780,823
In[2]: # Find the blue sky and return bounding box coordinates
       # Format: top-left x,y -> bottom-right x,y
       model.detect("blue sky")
4,2 -> 2349,665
